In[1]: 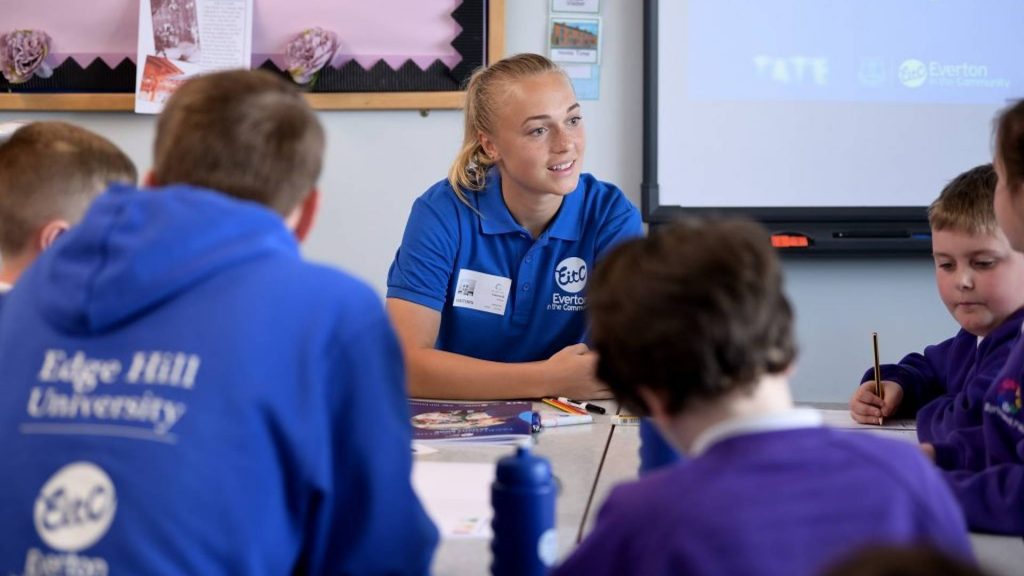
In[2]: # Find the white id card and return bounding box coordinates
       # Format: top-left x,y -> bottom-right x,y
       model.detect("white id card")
452,269 -> 511,316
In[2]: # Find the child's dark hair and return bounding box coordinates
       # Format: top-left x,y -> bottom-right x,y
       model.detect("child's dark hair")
588,218 -> 797,416
996,99 -> 1024,193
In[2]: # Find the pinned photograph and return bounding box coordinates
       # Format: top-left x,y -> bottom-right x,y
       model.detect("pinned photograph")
138,55 -> 189,105
549,17 -> 600,65
135,0 -> 253,114
151,0 -> 201,63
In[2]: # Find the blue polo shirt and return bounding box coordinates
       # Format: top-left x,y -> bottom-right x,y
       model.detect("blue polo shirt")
387,171 -> 643,363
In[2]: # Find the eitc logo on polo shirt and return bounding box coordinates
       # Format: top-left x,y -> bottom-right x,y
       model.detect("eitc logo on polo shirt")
548,257 -> 587,312
555,258 -> 587,293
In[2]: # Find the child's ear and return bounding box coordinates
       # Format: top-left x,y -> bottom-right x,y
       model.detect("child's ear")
637,387 -> 670,420
143,170 -> 159,188
288,188 -> 320,243
37,220 -> 70,251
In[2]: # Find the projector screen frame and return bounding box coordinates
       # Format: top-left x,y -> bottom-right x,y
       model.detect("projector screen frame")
641,0 -> 933,253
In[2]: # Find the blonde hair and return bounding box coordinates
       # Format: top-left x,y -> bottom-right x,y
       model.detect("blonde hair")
448,53 -> 566,206
0,121 -> 137,257
927,164 -> 998,235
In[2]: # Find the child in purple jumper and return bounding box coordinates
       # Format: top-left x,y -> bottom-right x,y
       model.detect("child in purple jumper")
553,218 -> 973,576
849,164 -> 1024,474
942,99 -> 1024,535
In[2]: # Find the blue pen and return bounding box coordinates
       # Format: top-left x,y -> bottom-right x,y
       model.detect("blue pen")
520,410 -> 543,433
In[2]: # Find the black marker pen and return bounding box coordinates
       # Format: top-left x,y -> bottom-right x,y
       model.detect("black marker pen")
557,397 -> 607,415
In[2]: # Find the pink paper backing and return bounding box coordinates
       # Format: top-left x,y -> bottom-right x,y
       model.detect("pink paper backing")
1,0 -> 462,70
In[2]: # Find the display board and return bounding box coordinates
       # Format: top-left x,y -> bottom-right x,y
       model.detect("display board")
0,0 -> 503,110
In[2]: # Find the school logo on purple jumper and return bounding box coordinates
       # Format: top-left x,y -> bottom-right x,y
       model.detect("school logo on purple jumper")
994,378 -> 1022,417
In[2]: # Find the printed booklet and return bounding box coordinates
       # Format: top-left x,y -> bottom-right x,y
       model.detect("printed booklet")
409,400 -> 535,445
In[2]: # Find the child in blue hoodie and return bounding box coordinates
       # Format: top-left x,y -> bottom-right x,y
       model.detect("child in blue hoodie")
0,71 -> 437,574
849,164 -> 1024,472
0,121 -> 136,290
554,218 -> 972,576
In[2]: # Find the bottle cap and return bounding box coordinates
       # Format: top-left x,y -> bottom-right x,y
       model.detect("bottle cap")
495,446 -> 552,486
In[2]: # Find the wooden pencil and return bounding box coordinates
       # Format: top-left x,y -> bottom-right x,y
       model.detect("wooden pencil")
873,331 -> 884,426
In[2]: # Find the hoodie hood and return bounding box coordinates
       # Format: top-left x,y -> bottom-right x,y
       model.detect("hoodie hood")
29,184 -> 298,334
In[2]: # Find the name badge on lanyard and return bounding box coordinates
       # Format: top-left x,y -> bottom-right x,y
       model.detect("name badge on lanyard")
452,269 -> 511,316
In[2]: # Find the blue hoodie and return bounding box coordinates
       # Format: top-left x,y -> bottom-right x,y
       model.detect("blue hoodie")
0,184 -> 438,575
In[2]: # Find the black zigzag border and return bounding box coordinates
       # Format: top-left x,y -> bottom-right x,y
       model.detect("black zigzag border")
0,57 -> 136,93
0,1 -> 486,94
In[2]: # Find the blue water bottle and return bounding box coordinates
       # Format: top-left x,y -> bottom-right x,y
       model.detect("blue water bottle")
491,446 -> 557,576
639,418 -> 681,475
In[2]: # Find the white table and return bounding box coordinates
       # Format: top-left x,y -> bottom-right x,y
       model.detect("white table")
414,400 -> 617,576
416,402 -> 1024,575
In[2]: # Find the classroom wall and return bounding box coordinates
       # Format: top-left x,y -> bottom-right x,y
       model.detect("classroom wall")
0,0 -> 956,402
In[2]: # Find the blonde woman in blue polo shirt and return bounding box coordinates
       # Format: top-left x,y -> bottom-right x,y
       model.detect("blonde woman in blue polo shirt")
386,53 -> 642,400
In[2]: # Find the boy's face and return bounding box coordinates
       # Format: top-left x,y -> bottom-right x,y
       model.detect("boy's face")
932,227 -> 1024,336
995,156 -> 1024,252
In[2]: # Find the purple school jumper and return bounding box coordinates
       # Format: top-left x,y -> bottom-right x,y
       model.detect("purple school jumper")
553,415 -> 972,576
944,333 -> 1024,535
862,309 -> 1024,464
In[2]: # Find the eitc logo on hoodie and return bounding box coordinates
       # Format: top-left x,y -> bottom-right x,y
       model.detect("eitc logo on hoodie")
35,462 -> 117,552
20,462 -> 115,575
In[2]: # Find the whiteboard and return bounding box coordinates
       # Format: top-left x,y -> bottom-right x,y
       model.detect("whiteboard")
643,0 -> 1023,252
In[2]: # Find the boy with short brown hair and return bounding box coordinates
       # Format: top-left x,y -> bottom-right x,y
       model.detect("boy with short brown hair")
849,164 -> 1024,473
0,71 -> 437,574
0,121 -> 136,288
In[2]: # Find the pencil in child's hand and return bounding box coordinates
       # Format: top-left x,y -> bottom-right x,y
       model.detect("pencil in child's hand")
873,331 -> 884,426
